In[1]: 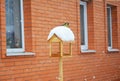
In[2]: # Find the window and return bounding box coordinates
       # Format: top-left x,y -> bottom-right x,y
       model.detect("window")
5,0 -> 24,53
107,6 -> 112,50
107,5 -> 119,52
80,1 -> 88,51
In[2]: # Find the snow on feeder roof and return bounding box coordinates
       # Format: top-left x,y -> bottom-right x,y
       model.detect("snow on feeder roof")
47,26 -> 75,42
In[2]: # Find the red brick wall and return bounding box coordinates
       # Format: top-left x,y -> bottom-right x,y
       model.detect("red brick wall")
0,0 -> 120,81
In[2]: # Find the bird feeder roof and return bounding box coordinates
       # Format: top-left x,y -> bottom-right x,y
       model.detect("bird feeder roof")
47,26 -> 75,42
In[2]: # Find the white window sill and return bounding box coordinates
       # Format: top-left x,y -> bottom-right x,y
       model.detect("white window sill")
7,52 -> 35,56
81,49 -> 96,53
108,48 -> 119,52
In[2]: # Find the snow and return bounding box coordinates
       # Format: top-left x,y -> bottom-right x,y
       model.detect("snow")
47,26 -> 75,42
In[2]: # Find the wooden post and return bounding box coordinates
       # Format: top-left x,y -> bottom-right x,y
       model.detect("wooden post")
70,43 -> 72,56
60,42 -> 63,57
49,43 -> 52,56
59,57 -> 63,81
59,42 -> 63,81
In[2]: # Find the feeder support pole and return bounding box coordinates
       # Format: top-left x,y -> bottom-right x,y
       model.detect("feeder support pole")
59,42 -> 63,81
59,57 -> 63,81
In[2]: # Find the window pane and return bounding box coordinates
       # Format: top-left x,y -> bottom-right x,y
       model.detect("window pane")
80,5 -> 85,45
107,7 -> 112,47
6,0 -> 22,48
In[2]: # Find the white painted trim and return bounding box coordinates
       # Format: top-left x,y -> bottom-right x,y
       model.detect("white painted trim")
108,48 -> 119,52
20,0 -> 25,51
81,50 -> 96,53
107,6 -> 113,49
7,48 -> 25,53
80,1 -> 88,50
7,0 -> 25,54
7,52 -> 35,56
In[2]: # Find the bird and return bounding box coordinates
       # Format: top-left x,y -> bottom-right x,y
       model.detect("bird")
62,22 -> 69,27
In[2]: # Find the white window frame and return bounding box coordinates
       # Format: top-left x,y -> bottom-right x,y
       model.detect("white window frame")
6,0 -> 25,53
107,6 -> 113,50
80,1 -> 88,51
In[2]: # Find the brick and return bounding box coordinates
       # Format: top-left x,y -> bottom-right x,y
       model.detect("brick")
0,0 -> 120,81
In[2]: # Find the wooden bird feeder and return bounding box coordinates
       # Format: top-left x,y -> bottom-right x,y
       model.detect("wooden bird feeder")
47,24 -> 75,81
47,25 -> 74,57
